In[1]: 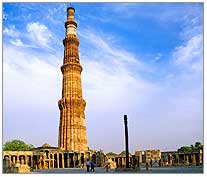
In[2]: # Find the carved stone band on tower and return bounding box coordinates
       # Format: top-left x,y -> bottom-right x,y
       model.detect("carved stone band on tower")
58,6 -> 88,152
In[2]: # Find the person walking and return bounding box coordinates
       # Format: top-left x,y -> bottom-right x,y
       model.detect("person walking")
106,164 -> 109,172
150,159 -> 153,167
159,159 -> 161,167
146,162 -> 149,170
90,160 -> 95,172
86,159 -> 90,172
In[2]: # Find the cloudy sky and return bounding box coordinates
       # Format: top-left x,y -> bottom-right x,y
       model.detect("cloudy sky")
3,2 -> 203,154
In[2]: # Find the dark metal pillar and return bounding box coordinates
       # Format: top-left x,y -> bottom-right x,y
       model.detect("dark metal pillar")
124,115 -> 129,168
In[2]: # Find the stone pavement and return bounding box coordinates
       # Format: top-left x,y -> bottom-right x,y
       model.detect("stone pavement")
32,167 -> 115,173
32,166 -> 203,174
138,166 -> 203,173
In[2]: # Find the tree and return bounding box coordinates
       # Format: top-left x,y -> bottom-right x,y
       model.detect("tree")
119,151 -> 131,155
195,142 -> 202,149
106,152 -> 117,156
178,146 -> 193,153
177,142 -> 203,153
3,140 -> 34,151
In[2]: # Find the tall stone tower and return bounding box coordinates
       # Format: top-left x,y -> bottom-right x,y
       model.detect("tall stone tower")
58,6 -> 88,152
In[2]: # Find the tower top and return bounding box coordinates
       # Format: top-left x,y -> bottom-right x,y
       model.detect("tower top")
65,3 -> 77,32
67,6 -> 75,12
67,3 -> 75,12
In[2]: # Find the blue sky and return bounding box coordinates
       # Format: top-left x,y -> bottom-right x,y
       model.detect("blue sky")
3,2 -> 203,154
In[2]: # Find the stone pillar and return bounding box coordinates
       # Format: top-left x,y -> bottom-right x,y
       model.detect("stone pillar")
78,153 -> 81,167
42,155 -> 45,169
9,155 -> 12,167
25,155 -> 28,165
199,151 -> 203,164
37,156 -> 40,169
169,154 -> 172,166
52,154 -> 55,168
75,153 -> 79,167
72,153 -> 75,167
73,153 -> 76,167
16,155 -> 20,164
31,156 -> 33,168
39,156 -> 42,169
20,156 -> 24,164
57,154 -> 59,168
13,156 -> 16,165
192,154 -> 196,165
62,153 -> 64,168
185,155 -> 189,166
41,156 -> 44,169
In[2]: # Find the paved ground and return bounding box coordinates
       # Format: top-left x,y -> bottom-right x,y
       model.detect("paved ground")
32,167 -> 115,173
138,166 -> 203,173
32,166 -> 203,174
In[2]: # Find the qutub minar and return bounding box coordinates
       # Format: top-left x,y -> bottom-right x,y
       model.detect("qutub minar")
58,6 -> 88,151
2,5 -> 203,173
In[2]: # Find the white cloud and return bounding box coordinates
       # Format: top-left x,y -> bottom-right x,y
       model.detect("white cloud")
166,74 -> 175,79
3,45 -> 61,94
3,25 -> 19,37
3,44 -> 61,147
3,23 -> 55,50
79,29 -> 156,108
79,29 -> 151,73
152,53 -> 163,63
172,34 -> 203,72
10,39 -> 25,47
82,51 -> 203,152
45,4 -> 67,24
26,22 -> 52,48
78,29 -> 202,152
79,31 -> 160,152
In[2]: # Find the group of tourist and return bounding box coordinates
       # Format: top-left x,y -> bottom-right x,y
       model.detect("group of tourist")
146,159 -> 161,170
86,159 -> 95,172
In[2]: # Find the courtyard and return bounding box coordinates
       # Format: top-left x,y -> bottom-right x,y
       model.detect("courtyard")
32,166 -> 203,174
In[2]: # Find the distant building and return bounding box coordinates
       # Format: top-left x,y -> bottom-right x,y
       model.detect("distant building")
144,150 -> 161,164
3,146 -> 203,171
161,148 -> 203,166
3,143 -> 96,170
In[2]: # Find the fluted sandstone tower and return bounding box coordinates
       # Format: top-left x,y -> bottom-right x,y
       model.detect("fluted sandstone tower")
58,7 -> 88,151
